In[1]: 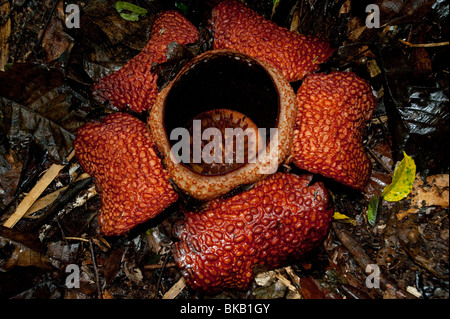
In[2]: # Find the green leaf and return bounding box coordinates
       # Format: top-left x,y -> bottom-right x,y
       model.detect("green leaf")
382,152 -> 416,202
367,196 -> 381,226
175,1 -> 189,15
272,0 -> 281,17
115,1 -> 148,22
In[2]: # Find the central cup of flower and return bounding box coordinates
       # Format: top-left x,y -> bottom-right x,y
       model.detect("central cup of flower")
181,108 -> 263,175
149,50 -> 297,200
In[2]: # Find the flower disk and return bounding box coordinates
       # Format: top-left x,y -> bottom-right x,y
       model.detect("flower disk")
173,173 -> 334,293
92,11 -> 198,113
74,113 -> 178,236
292,72 -> 376,190
211,0 -> 333,82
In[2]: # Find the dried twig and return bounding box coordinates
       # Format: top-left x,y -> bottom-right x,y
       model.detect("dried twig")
3,150 -> 75,228
65,236 -> 90,243
366,147 -> 393,174
143,262 -> 177,270
35,0 -> 58,50
155,252 -> 171,298
89,238 -> 103,299
162,277 -> 186,299
24,172 -> 92,217
399,39 -> 449,48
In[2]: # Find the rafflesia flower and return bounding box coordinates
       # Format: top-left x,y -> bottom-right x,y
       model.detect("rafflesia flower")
75,3 -> 377,296
92,11 -> 198,113
173,173 -> 334,292
292,72 -> 376,190
211,0 -> 333,82
74,113 -> 178,236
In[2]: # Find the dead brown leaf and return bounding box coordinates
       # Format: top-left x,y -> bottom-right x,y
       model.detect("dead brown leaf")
40,1 -> 73,62
0,149 -> 22,210
397,174 -> 449,220
0,1 -> 11,70
0,226 -> 59,271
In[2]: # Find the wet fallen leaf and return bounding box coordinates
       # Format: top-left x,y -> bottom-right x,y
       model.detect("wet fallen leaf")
298,276 -> 326,299
333,212 -> 357,226
379,40 -> 449,173
0,149 -> 22,210
40,1 -> 73,62
83,60 -> 123,83
376,0 -> 435,26
103,248 -> 124,284
4,97 -> 76,164
84,0 -> 156,50
364,172 -> 392,201
0,226 -> 59,271
397,173 -> 449,219
46,240 -> 80,264
0,64 -> 87,164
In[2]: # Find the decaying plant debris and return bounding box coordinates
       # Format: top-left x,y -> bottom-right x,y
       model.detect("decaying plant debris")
0,0 -> 448,300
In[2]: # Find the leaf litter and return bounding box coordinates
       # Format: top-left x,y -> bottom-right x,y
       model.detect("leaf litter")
0,0 -> 448,300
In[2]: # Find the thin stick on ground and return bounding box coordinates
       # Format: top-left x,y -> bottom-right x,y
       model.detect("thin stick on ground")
162,277 -> 186,299
155,253 -> 171,298
24,172 -> 92,217
399,39 -> 449,48
89,238 -> 103,299
3,150 -> 75,228
143,262 -> 177,270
